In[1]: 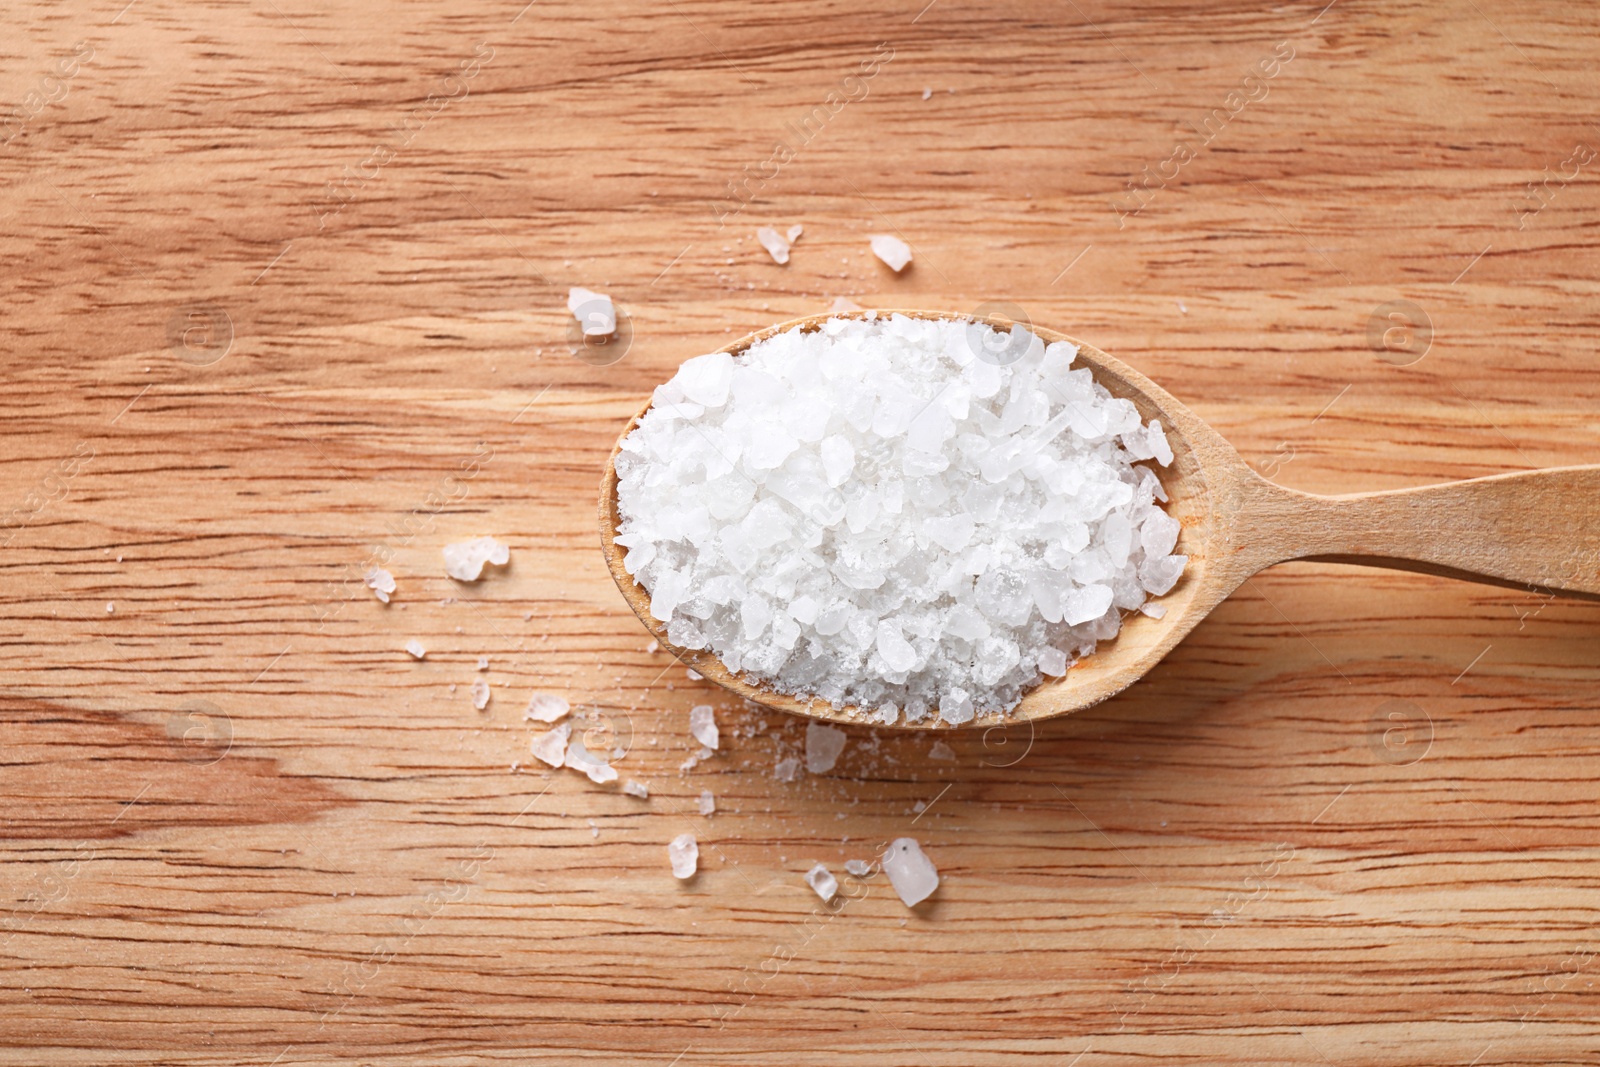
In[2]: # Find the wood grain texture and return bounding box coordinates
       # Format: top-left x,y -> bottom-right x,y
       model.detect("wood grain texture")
3,0 -> 1600,1064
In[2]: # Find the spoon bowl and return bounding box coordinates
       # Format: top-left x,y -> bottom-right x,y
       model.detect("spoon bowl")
600,309 -> 1600,729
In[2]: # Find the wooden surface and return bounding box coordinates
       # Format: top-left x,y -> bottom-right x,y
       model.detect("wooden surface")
3,0 -> 1600,1063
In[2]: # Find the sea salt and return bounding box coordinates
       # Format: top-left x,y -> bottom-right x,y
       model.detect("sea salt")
774,756 -> 801,782
883,837 -> 939,906
525,693 -> 571,723
805,863 -> 838,902
869,235 -> 912,272
443,536 -> 509,581
404,639 -> 427,659
365,567 -> 396,603
844,859 -> 871,877
613,314 -> 1185,720
699,790 -> 716,815
757,226 -> 790,265
668,833 -> 698,878
568,286 -> 616,337
565,737 -> 618,784
689,705 -> 719,749
470,678 -> 491,710
623,780 -> 649,798
806,722 -> 846,773
530,723 -> 570,767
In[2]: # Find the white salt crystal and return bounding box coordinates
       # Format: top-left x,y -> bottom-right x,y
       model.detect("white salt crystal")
844,859 -> 871,877
883,837 -> 939,906
612,315 -> 1184,719
757,226 -> 790,265
869,234 -> 912,272
921,87 -> 932,100
565,737 -> 618,784
805,863 -> 838,902
470,678 -> 491,710
623,780 -> 649,798
567,286 -> 616,337
404,639 -> 426,659
774,756 -> 801,782
365,568 -> 396,603
530,723 -> 570,767
442,536 -> 509,581
689,705 -> 719,749
928,740 -> 956,761
829,296 -> 862,313
526,692 -> 570,723
668,833 -> 698,879
805,722 -> 846,773
699,790 -> 716,816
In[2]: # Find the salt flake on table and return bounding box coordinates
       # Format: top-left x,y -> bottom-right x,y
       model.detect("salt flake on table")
404,639 -> 427,659
530,723 -> 570,768
883,837 -> 939,906
689,705 -> 719,749
844,859 -> 871,877
786,224 -> 803,243
805,722 -> 846,774
869,234 -> 912,272
928,740 -> 956,761
470,678 -> 491,710
526,693 -> 571,723
774,756 -> 801,782
565,737 -> 618,784
623,780 -> 649,799
443,536 -> 509,581
699,790 -> 715,816
476,656 -> 489,671
805,863 -> 838,903
567,286 -> 616,337
365,568 -> 396,603
668,833 -> 698,879
757,226 -> 790,265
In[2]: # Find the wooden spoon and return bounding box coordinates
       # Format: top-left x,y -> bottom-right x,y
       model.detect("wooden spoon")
599,309 -> 1600,730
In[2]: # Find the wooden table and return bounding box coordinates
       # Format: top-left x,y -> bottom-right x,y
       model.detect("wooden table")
3,0 -> 1598,1063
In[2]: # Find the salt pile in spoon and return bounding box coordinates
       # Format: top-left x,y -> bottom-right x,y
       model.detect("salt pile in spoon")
612,313 -> 1185,725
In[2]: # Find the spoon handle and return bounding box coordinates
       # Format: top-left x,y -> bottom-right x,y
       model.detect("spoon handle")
1243,465 -> 1600,599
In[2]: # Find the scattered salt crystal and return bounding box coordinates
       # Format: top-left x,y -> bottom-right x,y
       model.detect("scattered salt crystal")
1140,601 -> 1168,620
921,87 -> 932,99
774,756 -> 801,782
612,315 -> 1184,718
689,705 -> 719,749
805,863 -> 838,902
470,678 -> 491,710
565,737 -> 618,784
442,536 -> 510,581
623,780 -> 649,798
105,602 -> 114,613
365,568 -> 395,603
477,656 -> 489,671
404,639 -> 427,659
756,226 -> 790,265
646,639 -> 660,653
869,234 -> 912,272
928,740 -> 956,761
829,296 -> 862,313
530,723 -> 570,767
686,668 -> 702,681
699,790 -> 716,815
567,286 -> 616,337
805,722 -> 846,774
668,833 -> 698,879
526,692 -> 570,723
787,224 -> 803,243
844,859 -> 871,877
883,837 -> 939,906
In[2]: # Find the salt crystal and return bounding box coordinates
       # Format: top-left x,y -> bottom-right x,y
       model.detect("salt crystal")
805,863 -> 838,902
470,678 -> 491,710
869,234 -> 913,272
774,756 -> 801,781
567,286 -> 616,337
689,705 -> 719,749
668,833 -> 698,878
921,87 -> 932,99
365,568 -> 396,603
404,639 -> 427,659
928,740 -> 956,761
442,536 -> 510,581
623,780 -> 649,798
530,723 -> 570,767
829,296 -> 862,313
844,859 -> 871,877
756,226 -> 790,265
805,722 -> 846,773
699,790 -> 715,815
883,837 -> 939,906
477,656 -> 489,671
526,692 -> 570,723
565,737 -> 618,784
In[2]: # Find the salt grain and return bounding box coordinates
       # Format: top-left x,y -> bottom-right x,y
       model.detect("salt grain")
757,226 -> 790,265
470,678 -> 491,710
668,833 -> 698,878
443,536 -> 510,581
805,863 -> 838,902
883,837 -> 939,906
805,722 -> 846,774
530,723 -> 570,767
526,692 -> 571,723
928,740 -> 956,761
774,756 -> 801,782
844,859 -> 871,877
869,234 -> 912,272
699,790 -> 716,815
689,705 -> 719,749
623,780 -> 649,798
567,286 -> 616,337
613,315 -> 1185,720
405,639 -> 427,659
365,567 -> 396,603
565,737 -> 618,784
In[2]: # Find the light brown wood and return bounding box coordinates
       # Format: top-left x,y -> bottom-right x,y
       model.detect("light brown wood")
5,0 -> 1600,1064
601,309 -> 1600,728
